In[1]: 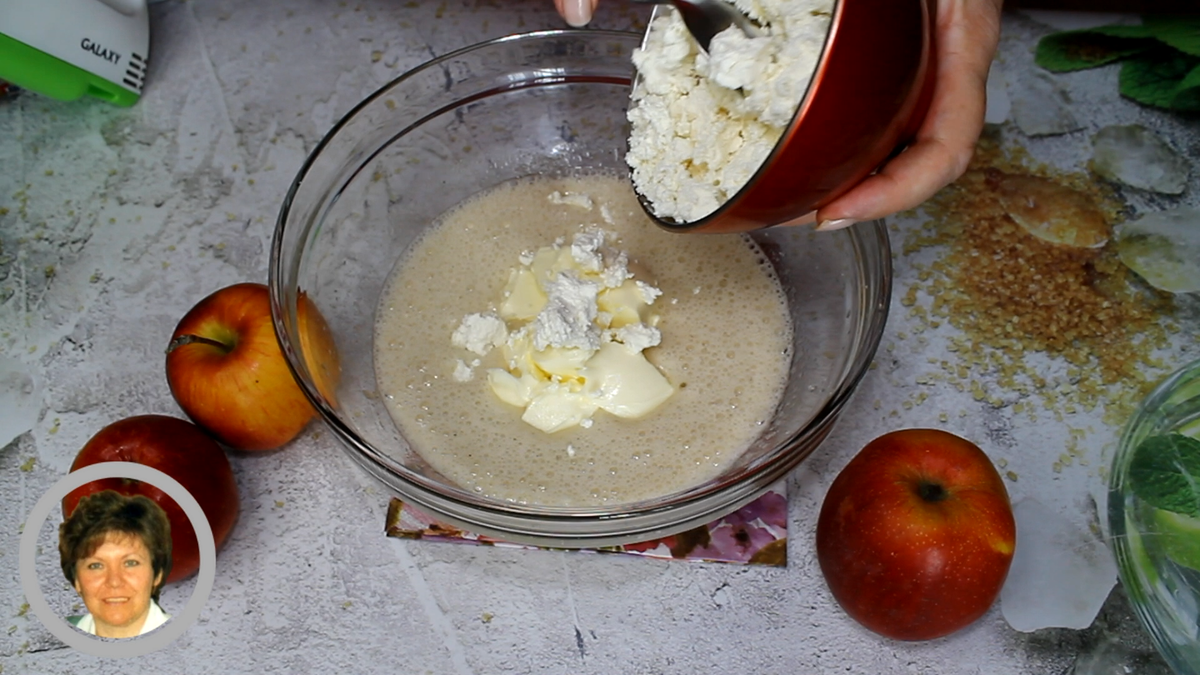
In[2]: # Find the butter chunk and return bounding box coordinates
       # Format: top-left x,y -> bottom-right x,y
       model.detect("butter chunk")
532,346 -> 591,381
598,280 -> 654,328
500,268 -> 547,321
456,228 -> 675,433
584,342 -> 674,419
529,245 -> 575,282
487,369 -> 539,408
523,387 -> 599,433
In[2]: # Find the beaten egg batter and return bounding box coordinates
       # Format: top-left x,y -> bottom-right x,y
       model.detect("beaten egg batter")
373,174 -> 792,507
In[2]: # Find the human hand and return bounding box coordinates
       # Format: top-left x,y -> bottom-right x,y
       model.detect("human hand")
814,0 -> 1004,231
554,0 -> 601,27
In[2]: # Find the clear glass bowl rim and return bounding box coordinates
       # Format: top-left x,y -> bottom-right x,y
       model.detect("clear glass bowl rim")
269,29 -> 893,546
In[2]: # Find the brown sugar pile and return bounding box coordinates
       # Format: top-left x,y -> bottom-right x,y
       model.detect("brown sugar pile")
901,137 -> 1177,423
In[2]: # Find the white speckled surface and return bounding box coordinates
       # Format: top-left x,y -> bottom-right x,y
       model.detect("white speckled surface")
2,2 -> 1198,673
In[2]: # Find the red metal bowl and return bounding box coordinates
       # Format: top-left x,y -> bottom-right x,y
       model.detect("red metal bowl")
641,0 -> 937,233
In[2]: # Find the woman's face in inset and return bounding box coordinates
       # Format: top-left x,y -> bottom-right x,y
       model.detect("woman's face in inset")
73,532 -> 162,638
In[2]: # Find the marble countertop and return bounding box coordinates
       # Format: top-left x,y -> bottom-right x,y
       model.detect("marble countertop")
2,2 -> 1198,673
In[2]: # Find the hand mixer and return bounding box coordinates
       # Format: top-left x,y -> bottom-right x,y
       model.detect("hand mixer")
0,0 -> 150,106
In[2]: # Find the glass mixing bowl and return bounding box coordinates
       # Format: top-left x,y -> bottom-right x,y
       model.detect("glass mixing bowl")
269,30 -> 891,548
1109,357 -> 1200,675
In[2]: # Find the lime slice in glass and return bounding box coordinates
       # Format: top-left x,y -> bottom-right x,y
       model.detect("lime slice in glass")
1153,508 -> 1200,572
1125,510 -> 1161,589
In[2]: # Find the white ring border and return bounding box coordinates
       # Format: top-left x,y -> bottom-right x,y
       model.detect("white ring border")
19,462 -> 216,657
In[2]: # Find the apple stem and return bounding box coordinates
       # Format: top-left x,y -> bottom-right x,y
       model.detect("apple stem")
917,481 -> 947,503
167,334 -> 231,355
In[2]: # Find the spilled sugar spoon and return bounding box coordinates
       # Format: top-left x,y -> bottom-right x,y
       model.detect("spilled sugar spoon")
630,0 -> 762,52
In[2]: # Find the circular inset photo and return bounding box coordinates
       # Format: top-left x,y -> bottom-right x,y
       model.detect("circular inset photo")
19,462 -> 216,658
59,489 -> 175,638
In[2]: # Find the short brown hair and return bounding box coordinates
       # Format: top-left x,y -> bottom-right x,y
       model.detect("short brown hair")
58,491 -> 173,601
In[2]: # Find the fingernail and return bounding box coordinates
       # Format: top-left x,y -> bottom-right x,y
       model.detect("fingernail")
816,218 -> 856,231
562,0 -> 592,27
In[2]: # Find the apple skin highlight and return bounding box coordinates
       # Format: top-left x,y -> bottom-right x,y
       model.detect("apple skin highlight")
815,428 -> 1017,641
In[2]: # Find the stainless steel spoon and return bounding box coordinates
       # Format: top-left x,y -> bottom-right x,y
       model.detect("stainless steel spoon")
630,0 -> 761,52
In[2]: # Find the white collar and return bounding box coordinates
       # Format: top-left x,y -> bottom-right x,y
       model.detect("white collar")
75,599 -> 171,637
141,599 -> 171,634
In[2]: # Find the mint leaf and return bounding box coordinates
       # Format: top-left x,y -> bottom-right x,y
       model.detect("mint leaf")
1143,16 -> 1200,57
1036,30 -> 1153,72
1090,24 -> 1157,39
1120,49 -> 1200,110
1128,434 -> 1200,518
1171,62 -> 1200,110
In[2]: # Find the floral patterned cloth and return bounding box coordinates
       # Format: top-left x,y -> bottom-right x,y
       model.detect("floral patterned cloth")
384,481 -> 788,566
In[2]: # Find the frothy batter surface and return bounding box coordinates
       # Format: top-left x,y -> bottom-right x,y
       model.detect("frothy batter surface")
374,174 -> 792,507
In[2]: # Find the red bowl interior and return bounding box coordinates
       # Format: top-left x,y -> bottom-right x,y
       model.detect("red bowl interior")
650,0 -> 937,234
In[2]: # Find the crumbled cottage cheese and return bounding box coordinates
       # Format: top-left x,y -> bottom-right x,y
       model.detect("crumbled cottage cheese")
451,226 -> 674,433
451,312 -> 508,356
627,0 -> 834,223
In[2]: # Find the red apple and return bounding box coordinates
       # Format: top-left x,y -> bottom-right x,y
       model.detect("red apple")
63,415 -> 240,585
165,282 -> 340,452
815,428 -> 1016,641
